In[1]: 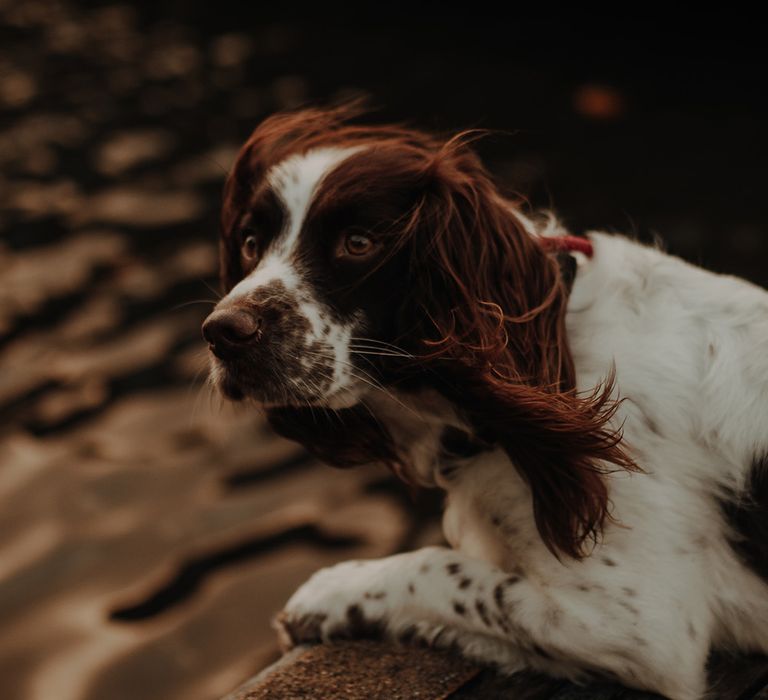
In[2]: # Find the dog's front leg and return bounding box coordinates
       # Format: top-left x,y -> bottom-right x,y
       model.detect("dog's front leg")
277,546 -> 527,661
277,546 -> 705,700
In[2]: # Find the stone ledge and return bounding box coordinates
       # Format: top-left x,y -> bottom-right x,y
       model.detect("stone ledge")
223,641 -> 768,700
222,641 -> 480,700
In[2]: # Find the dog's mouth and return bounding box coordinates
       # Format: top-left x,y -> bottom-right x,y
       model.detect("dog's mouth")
208,344 -> 368,410
209,349 -> 332,405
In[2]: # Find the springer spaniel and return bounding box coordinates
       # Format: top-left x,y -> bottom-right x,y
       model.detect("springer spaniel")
203,106 -> 768,699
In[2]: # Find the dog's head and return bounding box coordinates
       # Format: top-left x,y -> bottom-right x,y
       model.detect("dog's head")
204,106 -> 636,558
204,108 -> 425,408
204,105 -> 562,406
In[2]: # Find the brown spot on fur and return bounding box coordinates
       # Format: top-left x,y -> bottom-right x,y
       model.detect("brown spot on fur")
495,614 -> 511,633
452,601 -> 467,616
494,583 -> 505,609
408,582 -> 415,594
342,604 -> 383,639
364,591 -> 386,600
622,587 -> 637,597
602,557 -> 617,567
618,600 -> 639,615
346,604 -> 364,625
458,577 -> 472,589
475,600 -> 492,627
492,578 -> 520,610
280,611 -> 327,645
545,606 -> 563,627
446,562 -> 462,576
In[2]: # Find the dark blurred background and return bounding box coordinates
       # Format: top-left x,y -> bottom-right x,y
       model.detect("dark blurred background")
0,3 -> 766,699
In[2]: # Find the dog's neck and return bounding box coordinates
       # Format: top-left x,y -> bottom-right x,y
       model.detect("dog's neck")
365,388 -> 485,487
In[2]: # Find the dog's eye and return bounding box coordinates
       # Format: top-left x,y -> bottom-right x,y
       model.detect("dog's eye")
339,230 -> 376,258
241,234 -> 258,260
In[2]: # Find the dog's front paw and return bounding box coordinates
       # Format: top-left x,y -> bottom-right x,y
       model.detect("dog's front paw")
276,559 -> 392,649
273,609 -> 328,652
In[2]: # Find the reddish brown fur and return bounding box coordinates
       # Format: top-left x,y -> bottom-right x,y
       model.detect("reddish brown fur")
222,105 -> 638,559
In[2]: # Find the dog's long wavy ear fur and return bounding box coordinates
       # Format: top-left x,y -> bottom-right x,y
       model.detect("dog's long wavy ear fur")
400,135 -> 638,559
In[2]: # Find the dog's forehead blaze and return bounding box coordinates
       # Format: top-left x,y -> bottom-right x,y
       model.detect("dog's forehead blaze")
266,146 -> 363,253
222,145 -> 386,329
225,145 -> 367,289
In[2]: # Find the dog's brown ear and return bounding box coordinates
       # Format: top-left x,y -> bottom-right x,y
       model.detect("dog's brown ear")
436,365 -> 636,559
394,133 -> 638,558
266,405 -> 400,470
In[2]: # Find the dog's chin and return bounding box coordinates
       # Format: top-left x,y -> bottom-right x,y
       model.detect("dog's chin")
213,368 -> 364,411
218,374 -> 247,402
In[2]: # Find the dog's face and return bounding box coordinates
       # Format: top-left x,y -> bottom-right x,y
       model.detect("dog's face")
203,144 -> 419,408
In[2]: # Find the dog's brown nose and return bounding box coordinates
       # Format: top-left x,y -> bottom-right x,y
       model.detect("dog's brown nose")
202,308 -> 261,358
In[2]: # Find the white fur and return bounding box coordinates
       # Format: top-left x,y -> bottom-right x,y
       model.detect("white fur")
281,228 -> 768,699
268,146 -> 361,256
227,254 -> 301,297
226,146 -> 359,299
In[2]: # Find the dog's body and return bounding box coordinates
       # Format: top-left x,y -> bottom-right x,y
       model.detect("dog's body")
204,108 -> 768,699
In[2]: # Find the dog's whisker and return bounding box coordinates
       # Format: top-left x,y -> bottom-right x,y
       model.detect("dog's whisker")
348,349 -> 412,359
301,349 -> 387,389
348,346 -> 413,358
287,348 -> 416,418
348,337 -> 413,355
172,299 -> 219,312
202,280 -> 223,300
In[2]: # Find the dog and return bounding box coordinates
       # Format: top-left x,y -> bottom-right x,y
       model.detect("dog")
203,105 -> 768,699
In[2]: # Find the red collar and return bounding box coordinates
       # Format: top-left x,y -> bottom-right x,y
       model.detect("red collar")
539,235 -> 593,258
